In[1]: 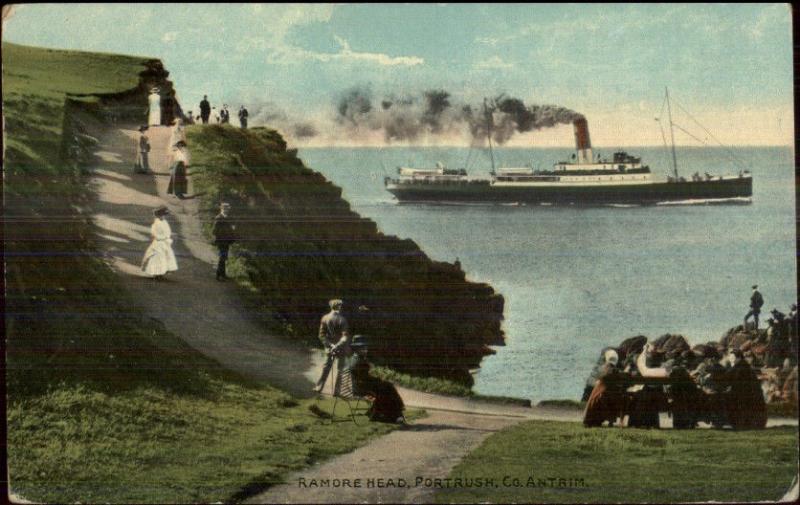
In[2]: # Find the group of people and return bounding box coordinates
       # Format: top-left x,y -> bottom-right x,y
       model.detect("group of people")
315,299 -> 405,423
133,119 -> 191,199
582,336 -> 769,430
582,285 -> 798,430
191,95 -> 249,127
140,201 -> 238,283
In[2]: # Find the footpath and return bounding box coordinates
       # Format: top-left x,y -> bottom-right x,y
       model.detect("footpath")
85,122 -> 583,504
85,122 -> 795,504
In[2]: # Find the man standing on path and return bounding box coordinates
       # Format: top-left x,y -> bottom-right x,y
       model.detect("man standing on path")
200,95 -> 211,124
238,105 -> 249,129
744,284 -> 764,330
134,126 -> 150,173
212,202 -> 236,281
314,299 -> 351,393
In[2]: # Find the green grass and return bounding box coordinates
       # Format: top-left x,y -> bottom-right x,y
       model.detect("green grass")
537,399 -> 586,409
3,42 -> 148,175
4,43 -> 406,503
436,420 -> 798,503
186,123 -> 505,387
370,366 -> 532,406
8,379 -> 404,503
370,366 -> 474,396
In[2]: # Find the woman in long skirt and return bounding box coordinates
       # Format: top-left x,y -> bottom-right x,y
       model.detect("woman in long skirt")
167,140 -> 190,198
148,88 -> 161,126
141,206 -> 178,279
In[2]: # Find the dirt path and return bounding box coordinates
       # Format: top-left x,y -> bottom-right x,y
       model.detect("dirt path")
88,123 -> 320,396
86,122 -> 796,504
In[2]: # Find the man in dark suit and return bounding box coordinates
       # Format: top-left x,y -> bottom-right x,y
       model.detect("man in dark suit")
314,299 -> 351,393
238,105 -> 249,128
744,285 -> 764,330
200,95 -> 211,124
212,202 -> 236,281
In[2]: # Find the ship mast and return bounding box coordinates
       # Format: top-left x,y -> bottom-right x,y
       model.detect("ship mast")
484,98 -> 496,175
665,87 -> 679,179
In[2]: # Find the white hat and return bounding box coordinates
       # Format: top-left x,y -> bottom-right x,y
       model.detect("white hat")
604,349 -> 619,366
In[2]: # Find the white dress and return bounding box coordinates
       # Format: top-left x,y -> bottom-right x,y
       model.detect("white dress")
141,218 -> 178,276
148,90 -> 162,126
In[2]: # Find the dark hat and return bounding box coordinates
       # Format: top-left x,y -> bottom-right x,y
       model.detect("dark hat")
175,140 -> 187,147
350,335 -> 368,349
139,125 -> 149,132
752,285 -> 758,289
153,205 -> 169,217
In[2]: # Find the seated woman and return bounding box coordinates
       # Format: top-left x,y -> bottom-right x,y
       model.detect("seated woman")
583,349 -> 629,427
348,336 -> 405,424
720,349 -> 767,429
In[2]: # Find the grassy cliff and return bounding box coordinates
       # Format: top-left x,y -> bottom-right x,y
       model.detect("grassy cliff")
187,125 -> 505,385
3,43 -> 401,503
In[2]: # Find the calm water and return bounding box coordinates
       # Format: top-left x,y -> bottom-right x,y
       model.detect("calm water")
298,145 -> 797,401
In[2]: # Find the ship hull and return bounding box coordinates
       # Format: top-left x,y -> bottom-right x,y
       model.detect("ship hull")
386,176 -> 752,205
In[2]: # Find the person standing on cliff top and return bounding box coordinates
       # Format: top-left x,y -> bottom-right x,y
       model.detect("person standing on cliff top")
314,299 -> 351,393
212,202 -> 236,281
200,95 -> 211,124
744,285 -> 764,330
238,105 -> 249,129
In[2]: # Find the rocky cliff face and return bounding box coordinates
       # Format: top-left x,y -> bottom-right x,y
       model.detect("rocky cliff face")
188,125 -> 505,385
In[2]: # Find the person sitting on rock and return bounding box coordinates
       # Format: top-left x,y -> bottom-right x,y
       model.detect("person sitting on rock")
721,349 -> 767,429
583,349 -> 629,427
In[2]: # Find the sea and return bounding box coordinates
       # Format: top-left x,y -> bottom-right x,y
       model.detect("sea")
298,145 -> 797,402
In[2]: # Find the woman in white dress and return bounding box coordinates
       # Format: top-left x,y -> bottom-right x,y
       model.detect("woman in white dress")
148,88 -> 161,126
141,206 -> 178,279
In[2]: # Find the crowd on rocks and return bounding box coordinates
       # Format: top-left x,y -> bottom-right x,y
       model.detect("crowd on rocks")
581,293 -> 798,429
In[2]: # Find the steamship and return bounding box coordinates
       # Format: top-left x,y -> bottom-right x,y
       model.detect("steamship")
384,92 -> 752,205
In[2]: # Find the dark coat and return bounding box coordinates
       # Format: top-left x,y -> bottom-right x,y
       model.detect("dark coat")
200,99 -> 211,116
350,354 -> 404,422
583,364 -> 628,427
167,161 -> 188,196
722,360 -> 767,429
212,213 -> 236,246
751,290 -> 764,310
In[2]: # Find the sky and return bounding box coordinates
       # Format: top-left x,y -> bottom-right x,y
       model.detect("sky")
2,3 -> 794,147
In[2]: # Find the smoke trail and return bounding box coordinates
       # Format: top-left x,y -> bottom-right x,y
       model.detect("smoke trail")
336,87 -> 374,126
332,89 -> 582,144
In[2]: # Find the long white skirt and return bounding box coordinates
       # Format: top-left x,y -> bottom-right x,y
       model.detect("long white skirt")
142,239 -> 178,276
148,94 -> 161,126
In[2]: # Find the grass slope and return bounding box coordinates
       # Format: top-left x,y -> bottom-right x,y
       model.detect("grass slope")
4,42 -> 402,503
186,124 -> 504,386
436,420 -> 798,503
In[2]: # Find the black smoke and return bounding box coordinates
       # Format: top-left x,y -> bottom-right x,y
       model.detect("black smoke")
336,87 -> 373,126
333,89 -> 582,145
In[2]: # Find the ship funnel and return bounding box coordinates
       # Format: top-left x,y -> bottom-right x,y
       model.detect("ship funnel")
573,117 -> 593,164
